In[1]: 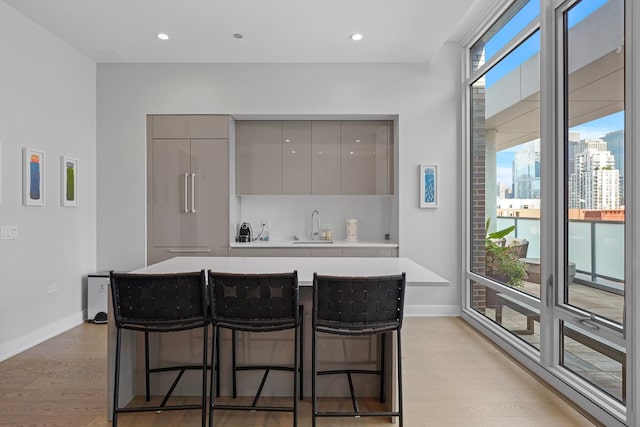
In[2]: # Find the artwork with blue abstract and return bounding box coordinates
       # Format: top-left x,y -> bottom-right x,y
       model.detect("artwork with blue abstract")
23,147 -> 45,206
420,164 -> 438,208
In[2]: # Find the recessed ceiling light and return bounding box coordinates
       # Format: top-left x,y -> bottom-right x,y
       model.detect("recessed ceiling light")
350,33 -> 363,41
233,33 -> 244,39
157,33 -> 169,41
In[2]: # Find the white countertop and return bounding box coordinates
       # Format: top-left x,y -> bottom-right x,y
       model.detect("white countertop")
132,256 -> 447,287
229,240 -> 398,248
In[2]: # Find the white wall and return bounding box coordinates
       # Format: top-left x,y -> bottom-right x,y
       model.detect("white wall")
97,44 -> 462,315
0,1 -> 97,360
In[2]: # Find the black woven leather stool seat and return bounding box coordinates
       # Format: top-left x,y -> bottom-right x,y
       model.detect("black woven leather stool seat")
208,270 -> 302,427
312,273 -> 406,427
110,271 -> 210,427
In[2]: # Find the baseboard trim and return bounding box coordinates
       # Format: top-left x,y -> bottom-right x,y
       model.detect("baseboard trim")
404,305 -> 460,317
0,310 -> 86,362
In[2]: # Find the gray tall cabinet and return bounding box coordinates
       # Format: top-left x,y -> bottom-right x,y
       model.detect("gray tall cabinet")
147,115 -> 229,264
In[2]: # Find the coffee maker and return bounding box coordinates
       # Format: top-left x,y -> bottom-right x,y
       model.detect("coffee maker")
237,222 -> 252,242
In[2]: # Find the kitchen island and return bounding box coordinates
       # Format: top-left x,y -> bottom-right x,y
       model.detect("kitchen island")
107,256 -> 447,418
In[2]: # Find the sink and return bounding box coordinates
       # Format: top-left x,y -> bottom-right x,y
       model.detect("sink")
291,240 -> 334,244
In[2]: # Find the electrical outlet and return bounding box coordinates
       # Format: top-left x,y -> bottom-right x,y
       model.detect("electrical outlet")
0,225 -> 18,240
47,284 -> 58,294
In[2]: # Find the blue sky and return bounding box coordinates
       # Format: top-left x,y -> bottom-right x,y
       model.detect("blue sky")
493,0 -> 617,188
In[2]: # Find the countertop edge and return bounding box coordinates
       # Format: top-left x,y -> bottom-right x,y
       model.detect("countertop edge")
229,241 -> 398,248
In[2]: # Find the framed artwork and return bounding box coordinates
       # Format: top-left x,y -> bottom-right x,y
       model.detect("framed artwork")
23,147 -> 45,206
61,156 -> 79,207
419,164 -> 438,208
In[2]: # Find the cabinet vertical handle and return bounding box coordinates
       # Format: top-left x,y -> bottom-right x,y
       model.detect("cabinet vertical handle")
184,173 -> 189,213
191,173 -> 196,213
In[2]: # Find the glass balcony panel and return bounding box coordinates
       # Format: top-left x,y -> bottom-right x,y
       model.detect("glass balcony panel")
594,222 -> 624,281
568,221 -> 592,274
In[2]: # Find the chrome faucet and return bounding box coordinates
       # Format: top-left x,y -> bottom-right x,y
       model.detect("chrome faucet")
311,210 -> 320,240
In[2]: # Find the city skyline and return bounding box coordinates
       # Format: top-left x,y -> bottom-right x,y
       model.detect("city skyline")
496,111 -> 624,190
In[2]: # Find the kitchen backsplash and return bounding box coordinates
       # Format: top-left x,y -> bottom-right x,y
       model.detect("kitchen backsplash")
236,195 -> 393,242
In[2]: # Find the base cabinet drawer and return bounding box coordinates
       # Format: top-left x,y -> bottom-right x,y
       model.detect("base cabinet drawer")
229,248 -> 280,257
151,247 -> 228,264
342,248 -> 396,257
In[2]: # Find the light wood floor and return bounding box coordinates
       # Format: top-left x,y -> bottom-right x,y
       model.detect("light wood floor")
0,317 -> 599,426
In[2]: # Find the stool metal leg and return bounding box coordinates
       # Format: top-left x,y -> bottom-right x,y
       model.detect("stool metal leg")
144,331 -> 150,402
112,328 -> 122,427
209,324 -> 218,427
380,332 -> 385,403
397,329 -> 404,427
299,304 -> 304,400
201,324 -> 208,427
293,321 -> 299,427
232,329 -> 237,398
311,326 -> 317,427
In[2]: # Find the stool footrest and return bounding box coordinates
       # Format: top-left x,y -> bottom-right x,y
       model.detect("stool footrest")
315,411 -> 401,417
236,365 -> 295,372
212,404 -> 295,413
149,365 -> 211,374
317,369 -> 381,376
117,404 -> 203,413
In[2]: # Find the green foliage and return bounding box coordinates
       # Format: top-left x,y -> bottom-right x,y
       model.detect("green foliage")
485,218 -> 526,287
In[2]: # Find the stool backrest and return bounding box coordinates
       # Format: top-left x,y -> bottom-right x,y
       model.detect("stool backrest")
110,270 -> 207,330
208,271 -> 299,331
313,273 -> 406,334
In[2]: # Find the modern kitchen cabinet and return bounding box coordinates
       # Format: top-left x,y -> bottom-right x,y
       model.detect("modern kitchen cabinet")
147,115 -> 229,264
282,121 -> 312,194
341,121 -> 393,195
235,121 -> 282,194
236,120 -> 393,195
311,121 -> 341,194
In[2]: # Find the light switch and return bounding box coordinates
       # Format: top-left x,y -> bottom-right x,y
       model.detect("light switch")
1,225 -> 18,240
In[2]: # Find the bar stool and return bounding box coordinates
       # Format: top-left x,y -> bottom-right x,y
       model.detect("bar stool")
311,273 -> 406,427
109,271 -> 209,427
207,271 -> 301,427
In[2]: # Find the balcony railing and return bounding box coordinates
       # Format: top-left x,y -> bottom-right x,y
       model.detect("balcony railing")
496,216 -> 624,294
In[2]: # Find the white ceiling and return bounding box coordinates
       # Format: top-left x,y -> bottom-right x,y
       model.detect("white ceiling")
3,0 -> 497,63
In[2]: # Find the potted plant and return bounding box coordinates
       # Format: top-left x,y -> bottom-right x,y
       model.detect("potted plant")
485,219 -> 527,288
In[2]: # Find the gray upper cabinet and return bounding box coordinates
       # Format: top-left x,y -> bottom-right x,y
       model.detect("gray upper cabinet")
341,121 -> 392,195
282,121 -> 312,194
235,119 -> 393,195
311,121 -> 341,194
148,115 -> 229,264
236,121 -> 282,195
152,115 -> 228,139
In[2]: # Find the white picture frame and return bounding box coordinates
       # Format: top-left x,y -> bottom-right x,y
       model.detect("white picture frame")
23,147 -> 45,206
419,164 -> 438,208
61,156 -> 79,207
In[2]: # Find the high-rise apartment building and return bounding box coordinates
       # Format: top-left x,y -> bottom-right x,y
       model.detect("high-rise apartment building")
568,139 -> 620,209
513,139 -> 540,199
602,130 -> 624,205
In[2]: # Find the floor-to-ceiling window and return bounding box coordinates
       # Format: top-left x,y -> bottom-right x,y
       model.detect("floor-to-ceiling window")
467,0 -> 543,350
463,0 -> 631,425
558,0 -> 626,405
